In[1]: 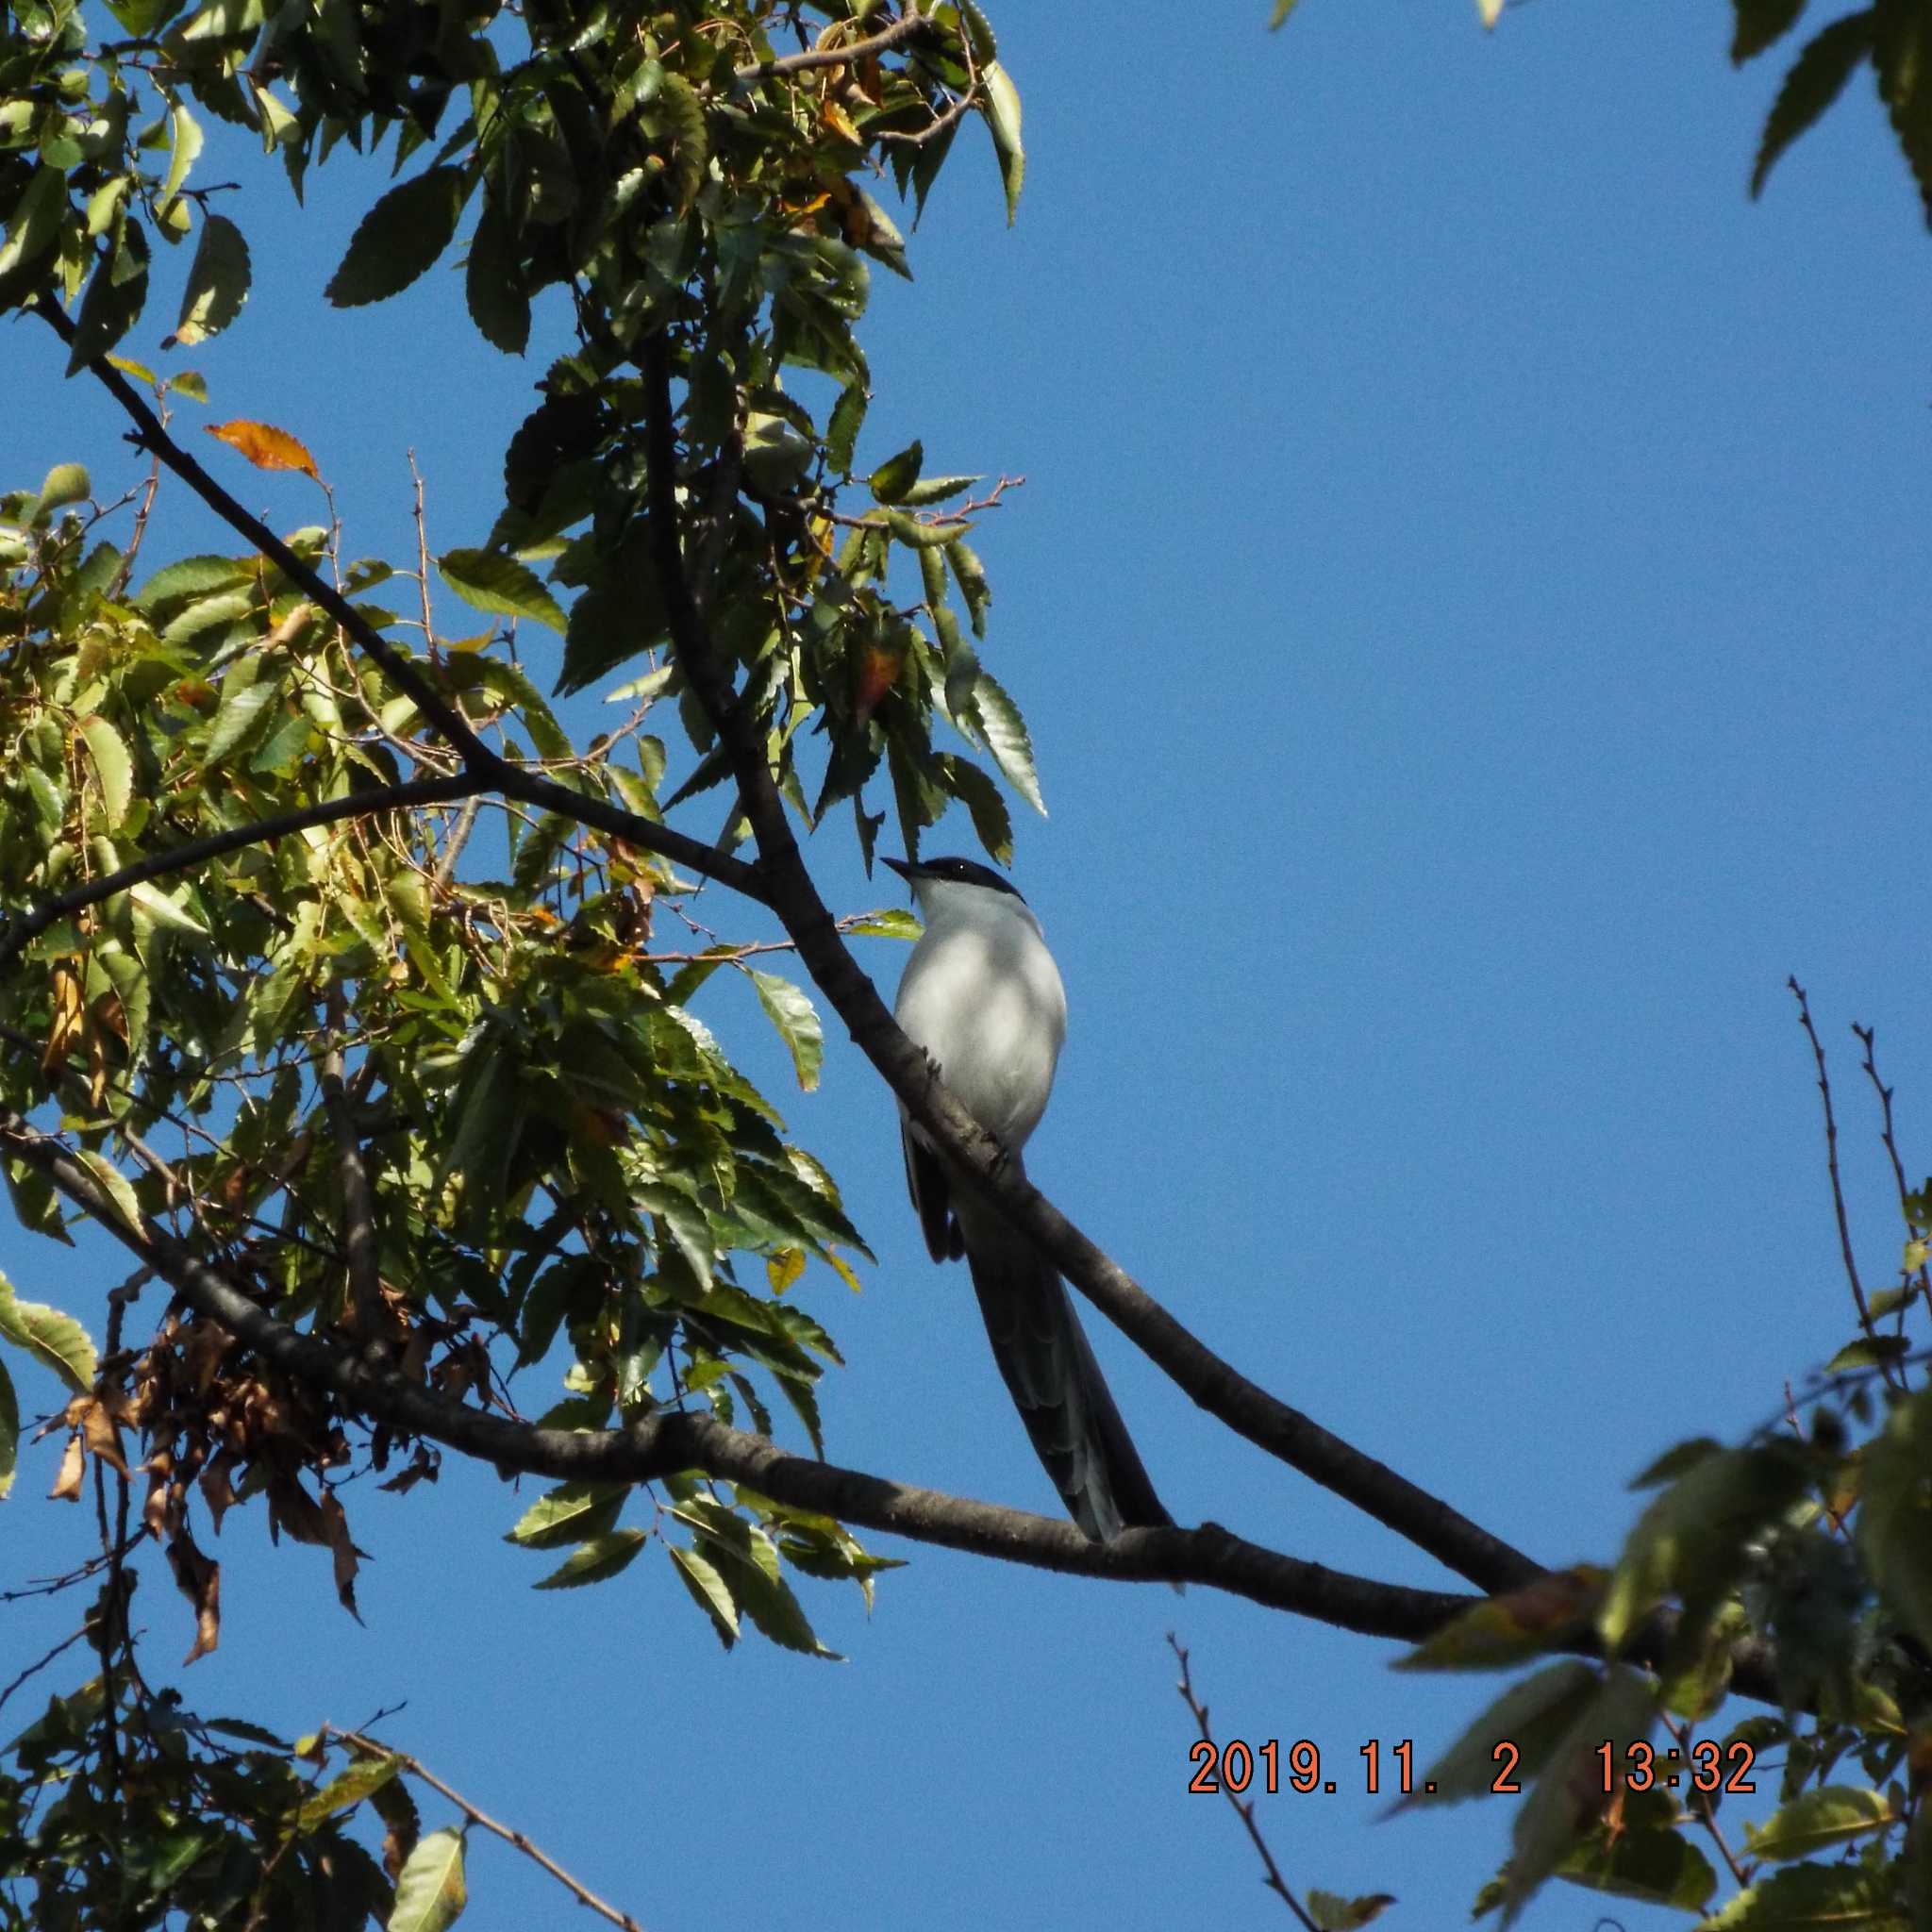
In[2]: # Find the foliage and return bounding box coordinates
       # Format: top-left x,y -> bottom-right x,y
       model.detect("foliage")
1391,1010 -> 1932,1926
0,0 -> 1034,1915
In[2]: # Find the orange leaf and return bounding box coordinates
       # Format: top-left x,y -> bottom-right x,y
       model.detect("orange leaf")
854,644 -> 900,725
204,419 -> 321,480
42,960 -> 85,1074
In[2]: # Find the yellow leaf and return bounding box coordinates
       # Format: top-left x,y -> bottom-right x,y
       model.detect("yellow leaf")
204,419 -> 320,480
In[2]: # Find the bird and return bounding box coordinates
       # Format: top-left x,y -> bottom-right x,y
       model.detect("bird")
882,853 -> 1173,1541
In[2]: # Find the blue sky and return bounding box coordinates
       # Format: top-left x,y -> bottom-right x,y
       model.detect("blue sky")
7,2 -> 1932,1925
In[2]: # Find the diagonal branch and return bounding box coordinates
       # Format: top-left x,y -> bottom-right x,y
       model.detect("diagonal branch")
734,4 -> 930,81
29,296 -> 766,905
0,773 -> 482,975
0,1104 -> 1476,1634
634,335 -> 1541,1597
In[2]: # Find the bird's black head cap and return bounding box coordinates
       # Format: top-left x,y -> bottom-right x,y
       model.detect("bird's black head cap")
883,855 -> 1025,901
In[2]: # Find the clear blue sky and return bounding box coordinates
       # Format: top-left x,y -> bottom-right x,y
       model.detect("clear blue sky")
7,3 -> 1930,1924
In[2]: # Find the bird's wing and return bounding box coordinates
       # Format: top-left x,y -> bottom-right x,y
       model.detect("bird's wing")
901,1120 -> 964,1261
954,1185 -> 1172,1541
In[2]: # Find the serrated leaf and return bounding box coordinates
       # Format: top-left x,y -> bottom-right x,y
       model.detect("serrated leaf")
826,381 -> 867,473
135,553 -> 252,609
128,880 -> 209,936
294,1754 -> 399,1830
1742,1785 -> 1896,1861
325,165 -> 467,307
67,220 -> 149,374
944,536 -> 991,636
70,1150 -> 145,1236
205,680 -> 279,764
388,1827 -> 465,1932
971,671 -> 1045,815
749,970 -> 824,1092
157,99 -> 203,216
1400,1661 -> 1603,1809
532,1526 -> 647,1589
505,1481 -> 626,1551
437,548 -> 565,633
0,164 -> 64,284
463,194 -> 527,355
169,213 -> 250,346
1752,9 -> 1875,197
897,473 -> 978,508
0,1272 -> 98,1391
75,717 -> 132,828
668,1541 -> 738,1647
33,463 -> 92,521
980,61 -> 1024,223
205,418 -> 319,477
1699,1861 -> 1907,1930
937,753 -> 1012,863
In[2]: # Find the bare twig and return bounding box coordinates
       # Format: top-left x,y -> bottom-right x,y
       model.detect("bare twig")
1168,1636 -> 1319,1926
0,1625 -> 92,1717
1852,1022 -> 1927,1349
1789,980 -> 1900,1391
324,1725 -> 648,1932
1657,1711 -> 1750,1889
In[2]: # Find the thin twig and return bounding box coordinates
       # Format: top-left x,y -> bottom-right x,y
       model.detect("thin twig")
0,1625 -> 92,1716
324,1725 -> 648,1932
1852,1022 -> 1927,1351
1657,1711 -> 1751,1889
1167,1635 -> 1319,1926
1789,979 -> 1900,1391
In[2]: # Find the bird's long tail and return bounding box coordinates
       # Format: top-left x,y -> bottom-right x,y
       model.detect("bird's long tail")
954,1190 -> 1172,1542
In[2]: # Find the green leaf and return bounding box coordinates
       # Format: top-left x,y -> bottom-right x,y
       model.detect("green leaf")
1752,10 -> 1875,198
0,165 -> 65,286
668,1541 -> 739,1648
936,753 -> 1012,863
980,61 -> 1024,223
32,463 -> 92,522
0,1357 -> 17,1500
971,671 -> 1045,815
505,1481 -> 627,1550
1699,1862 -> 1909,1930
1742,1785 -> 1896,1861
325,166 -> 468,308
533,1526 -> 647,1589
1733,0 -> 1807,61
826,381 -> 867,473
1629,1436 -> 1723,1490
1551,1821 -> 1715,1912
71,1149 -> 147,1233
128,880 -> 210,936
867,440 -> 924,504
170,212 -> 251,346
845,906 -> 921,940
67,221 -> 150,375
294,1754 -> 399,1830
464,195 -> 528,355
157,99 -> 204,216
77,716 -> 133,828
437,547 -> 565,633
1399,1660 -> 1601,1809
1598,1442 -> 1810,1654
897,473 -> 978,508
388,1827 -> 466,1932
749,970 -> 824,1091
0,1271 -> 98,1391
203,679 -> 277,766
1858,1384 -> 1932,1653
945,536 -> 991,636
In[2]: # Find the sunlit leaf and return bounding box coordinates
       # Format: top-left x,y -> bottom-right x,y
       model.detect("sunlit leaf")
204,419 -> 320,478
389,1826 -> 466,1932
0,1271 -> 98,1392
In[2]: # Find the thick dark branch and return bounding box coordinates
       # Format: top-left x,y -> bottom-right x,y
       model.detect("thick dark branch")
0,1107 -> 1474,1634
0,774 -> 481,975
30,298 -> 765,904
635,337 -> 1540,1597
734,5 -> 929,80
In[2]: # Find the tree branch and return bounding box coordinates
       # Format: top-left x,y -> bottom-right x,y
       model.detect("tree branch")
0,1106 -> 1478,1635
734,5 -> 929,80
28,297 -> 766,905
0,773 -> 482,975
634,335 -> 1541,1597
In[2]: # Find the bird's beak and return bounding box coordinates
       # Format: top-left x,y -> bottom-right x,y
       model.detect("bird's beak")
881,856 -> 914,883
